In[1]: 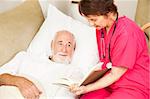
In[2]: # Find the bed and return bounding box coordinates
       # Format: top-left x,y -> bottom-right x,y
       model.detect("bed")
0,0 -> 98,98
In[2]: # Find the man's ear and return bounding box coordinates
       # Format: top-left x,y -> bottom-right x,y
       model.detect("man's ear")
74,42 -> 76,50
51,40 -> 54,50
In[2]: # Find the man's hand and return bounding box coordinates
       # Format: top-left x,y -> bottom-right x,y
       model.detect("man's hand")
69,84 -> 87,96
15,76 -> 42,99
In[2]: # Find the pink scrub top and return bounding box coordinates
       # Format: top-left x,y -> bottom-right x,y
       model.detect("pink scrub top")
96,16 -> 149,97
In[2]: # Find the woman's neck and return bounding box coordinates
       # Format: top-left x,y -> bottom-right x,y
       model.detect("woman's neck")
106,13 -> 118,33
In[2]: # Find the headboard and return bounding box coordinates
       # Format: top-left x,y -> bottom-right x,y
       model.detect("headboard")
0,0 -> 44,66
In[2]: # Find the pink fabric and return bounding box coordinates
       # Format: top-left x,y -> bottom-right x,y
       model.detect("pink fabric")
80,88 -> 110,99
83,16 -> 149,99
109,16 -> 149,98
81,88 -> 146,99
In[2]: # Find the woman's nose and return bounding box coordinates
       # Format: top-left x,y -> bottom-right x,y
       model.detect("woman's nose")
89,21 -> 95,26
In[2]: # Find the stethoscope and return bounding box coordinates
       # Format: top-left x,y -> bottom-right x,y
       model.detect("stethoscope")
100,14 -> 118,64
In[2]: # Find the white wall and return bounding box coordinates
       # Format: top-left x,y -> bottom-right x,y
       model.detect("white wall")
114,0 -> 138,21
68,0 -> 138,24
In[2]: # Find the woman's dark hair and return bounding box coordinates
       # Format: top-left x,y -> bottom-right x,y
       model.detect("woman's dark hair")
79,0 -> 118,16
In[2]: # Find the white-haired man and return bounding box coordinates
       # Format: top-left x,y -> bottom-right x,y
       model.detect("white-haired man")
50,30 -> 76,64
0,30 -> 79,99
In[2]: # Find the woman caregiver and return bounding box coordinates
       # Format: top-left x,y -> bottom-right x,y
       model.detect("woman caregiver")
69,0 -> 149,99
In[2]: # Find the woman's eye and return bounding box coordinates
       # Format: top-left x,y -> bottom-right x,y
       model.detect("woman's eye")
90,19 -> 96,22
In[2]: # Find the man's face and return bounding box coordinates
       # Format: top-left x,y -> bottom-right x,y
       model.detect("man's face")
51,31 -> 75,64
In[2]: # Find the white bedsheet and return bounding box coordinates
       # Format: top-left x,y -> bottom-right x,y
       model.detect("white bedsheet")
0,51 -> 83,99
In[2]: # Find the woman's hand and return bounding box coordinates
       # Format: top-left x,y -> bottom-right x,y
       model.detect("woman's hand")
69,84 -> 88,96
15,76 -> 42,99
69,66 -> 128,96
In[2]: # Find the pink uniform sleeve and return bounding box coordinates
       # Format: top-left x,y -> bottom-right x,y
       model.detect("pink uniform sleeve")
111,31 -> 137,69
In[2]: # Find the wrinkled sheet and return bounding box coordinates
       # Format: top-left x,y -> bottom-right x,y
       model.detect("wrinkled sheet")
0,52 -> 83,99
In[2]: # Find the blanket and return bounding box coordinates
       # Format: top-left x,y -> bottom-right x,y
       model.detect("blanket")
0,51 -> 83,99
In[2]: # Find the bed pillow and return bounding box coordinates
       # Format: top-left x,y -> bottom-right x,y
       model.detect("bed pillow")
27,4 -> 99,74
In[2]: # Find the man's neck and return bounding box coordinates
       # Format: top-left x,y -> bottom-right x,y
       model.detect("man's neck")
49,56 -> 70,65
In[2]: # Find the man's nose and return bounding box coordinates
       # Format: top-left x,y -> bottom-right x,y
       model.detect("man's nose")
62,45 -> 67,52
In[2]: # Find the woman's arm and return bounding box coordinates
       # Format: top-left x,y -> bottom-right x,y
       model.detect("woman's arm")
69,66 -> 127,95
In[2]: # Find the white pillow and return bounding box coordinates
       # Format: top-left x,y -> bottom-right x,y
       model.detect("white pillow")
38,0 -> 49,18
27,4 -> 99,74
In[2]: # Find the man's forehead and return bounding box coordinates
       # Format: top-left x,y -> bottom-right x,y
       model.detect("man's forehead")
57,40 -> 72,44
57,32 -> 73,37
55,33 -> 74,41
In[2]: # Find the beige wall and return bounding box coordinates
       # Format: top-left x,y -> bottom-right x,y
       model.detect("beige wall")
135,0 -> 150,26
0,0 -> 44,66
0,0 -> 25,13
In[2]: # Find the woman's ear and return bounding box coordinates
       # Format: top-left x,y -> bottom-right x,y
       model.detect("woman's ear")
106,12 -> 116,20
81,13 -> 85,16
106,12 -> 112,17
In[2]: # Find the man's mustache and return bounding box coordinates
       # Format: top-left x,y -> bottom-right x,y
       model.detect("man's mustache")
56,52 -> 67,56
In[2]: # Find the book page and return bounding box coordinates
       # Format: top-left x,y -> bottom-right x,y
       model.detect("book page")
52,78 -> 74,86
79,69 -> 109,86
53,62 -> 109,86
52,65 -> 83,86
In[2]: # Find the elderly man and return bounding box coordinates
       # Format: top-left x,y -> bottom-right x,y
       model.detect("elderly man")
0,30 -> 80,99
50,30 -> 75,64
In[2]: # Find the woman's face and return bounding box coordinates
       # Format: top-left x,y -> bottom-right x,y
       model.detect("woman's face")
85,15 -> 108,30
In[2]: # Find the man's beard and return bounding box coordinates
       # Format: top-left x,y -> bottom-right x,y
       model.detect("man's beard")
52,52 -> 71,64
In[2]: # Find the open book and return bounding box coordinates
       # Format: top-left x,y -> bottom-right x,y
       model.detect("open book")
53,63 -> 110,86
